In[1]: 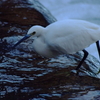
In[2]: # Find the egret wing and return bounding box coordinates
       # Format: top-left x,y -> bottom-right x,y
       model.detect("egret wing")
47,27 -> 100,54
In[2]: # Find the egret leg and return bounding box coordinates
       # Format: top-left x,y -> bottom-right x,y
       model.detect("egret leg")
96,41 -> 100,59
76,49 -> 88,71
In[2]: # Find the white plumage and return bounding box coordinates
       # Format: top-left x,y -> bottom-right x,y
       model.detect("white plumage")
13,19 -> 100,71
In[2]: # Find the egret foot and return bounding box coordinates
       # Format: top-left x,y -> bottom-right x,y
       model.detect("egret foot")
76,49 -> 88,75
96,41 -> 100,59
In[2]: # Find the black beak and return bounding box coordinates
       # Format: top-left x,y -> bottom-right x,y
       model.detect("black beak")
12,34 -> 31,49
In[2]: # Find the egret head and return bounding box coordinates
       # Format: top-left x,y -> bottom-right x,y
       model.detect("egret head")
27,25 -> 44,38
12,25 -> 44,48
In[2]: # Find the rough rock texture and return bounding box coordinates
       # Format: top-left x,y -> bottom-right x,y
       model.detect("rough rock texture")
0,0 -> 100,100
0,0 -> 56,38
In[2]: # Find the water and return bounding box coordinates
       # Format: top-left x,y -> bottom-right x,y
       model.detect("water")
39,0 -> 100,60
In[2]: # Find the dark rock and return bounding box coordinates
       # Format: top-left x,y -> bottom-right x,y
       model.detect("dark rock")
0,0 -> 56,54
0,0 -> 100,100
0,0 -> 99,78
0,0 -> 56,37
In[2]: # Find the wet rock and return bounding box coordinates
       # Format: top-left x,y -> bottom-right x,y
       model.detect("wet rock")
0,0 -> 99,78
28,0 -> 57,24
0,0 -> 55,37
0,0 -> 56,55
0,0 -> 100,100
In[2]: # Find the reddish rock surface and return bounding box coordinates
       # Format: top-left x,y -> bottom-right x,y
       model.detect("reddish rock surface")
0,0 -> 48,38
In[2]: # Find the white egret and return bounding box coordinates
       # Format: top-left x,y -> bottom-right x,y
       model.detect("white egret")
13,19 -> 100,72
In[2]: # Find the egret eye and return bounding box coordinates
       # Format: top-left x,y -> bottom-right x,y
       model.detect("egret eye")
32,31 -> 36,35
